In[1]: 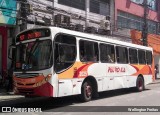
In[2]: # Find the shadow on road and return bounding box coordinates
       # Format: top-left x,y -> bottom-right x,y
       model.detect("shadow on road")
0,88 -> 151,111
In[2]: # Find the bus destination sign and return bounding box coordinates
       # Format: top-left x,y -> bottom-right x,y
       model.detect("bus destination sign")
16,28 -> 51,42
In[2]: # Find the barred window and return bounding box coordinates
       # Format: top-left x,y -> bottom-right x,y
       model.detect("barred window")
90,0 -> 110,16
117,11 -> 157,34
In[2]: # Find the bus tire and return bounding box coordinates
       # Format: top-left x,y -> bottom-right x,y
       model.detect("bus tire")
136,76 -> 144,92
80,80 -> 93,102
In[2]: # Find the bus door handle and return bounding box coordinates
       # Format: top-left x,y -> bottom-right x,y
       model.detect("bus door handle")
58,81 -> 64,84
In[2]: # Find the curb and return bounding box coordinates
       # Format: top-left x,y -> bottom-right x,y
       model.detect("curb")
149,79 -> 160,85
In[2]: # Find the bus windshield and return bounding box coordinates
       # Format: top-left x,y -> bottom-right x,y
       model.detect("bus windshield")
15,40 -> 53,71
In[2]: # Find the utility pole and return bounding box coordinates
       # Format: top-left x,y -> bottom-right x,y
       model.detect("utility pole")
20,0 -> 27,31
85,0 -> 90,28
52,0 -> 54,26
142,0 -> 148,46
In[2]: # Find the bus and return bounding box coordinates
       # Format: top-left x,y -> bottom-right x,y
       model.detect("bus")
12,27 -> 154,102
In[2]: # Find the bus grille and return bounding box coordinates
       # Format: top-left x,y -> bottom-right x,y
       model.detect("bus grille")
18,88 -> 34,95
17,82 -> 35,86
15,73 -> 39,78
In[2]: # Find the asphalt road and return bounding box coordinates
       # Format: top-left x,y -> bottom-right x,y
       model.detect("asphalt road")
1,81 -> 160,114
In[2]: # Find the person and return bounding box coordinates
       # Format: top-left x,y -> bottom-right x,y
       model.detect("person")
155,64 -> 159,79
6,68 -> 13,92
108,55 -> 113,63
80,50 -> 86,62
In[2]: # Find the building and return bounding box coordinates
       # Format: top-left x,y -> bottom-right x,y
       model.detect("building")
114,0 -> 160,78
114,0 -> 160,40
23,0 -> 114,34
0,0 -> 17,80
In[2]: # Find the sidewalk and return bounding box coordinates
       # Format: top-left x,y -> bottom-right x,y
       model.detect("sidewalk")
0,88 -> 24,101
150,78 -> 160,84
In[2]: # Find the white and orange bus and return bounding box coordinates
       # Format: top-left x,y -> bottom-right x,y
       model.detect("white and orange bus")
12,27 -> 154,101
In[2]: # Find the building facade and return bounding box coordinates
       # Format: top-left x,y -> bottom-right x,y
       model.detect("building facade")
114,0 -> 160,78
24,0 -> 114,33
114,0 -> 160,40
0,0 -> 17,79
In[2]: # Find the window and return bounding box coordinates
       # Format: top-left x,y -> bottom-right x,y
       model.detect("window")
117,11 -> 143,30
116,46 -> 128,63
131,0 -> 157,11
90,0 -> 110,16
80,40 -> 99,62
138,50 -> 146,64
129,48 -> 138,64
146,51 -> 152,65
148,0 -> 157,11
54,34 -> 76,73
148,20 -> 157,34
58,0 -> 85,10
15,40 -> 53,71
117,11 -> 158,34
131,0 -> 143,4
100,43 -> 115,63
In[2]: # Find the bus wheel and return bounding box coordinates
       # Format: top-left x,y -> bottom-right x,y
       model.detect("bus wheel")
80,80 -> 93,102
136,77 -> 144,92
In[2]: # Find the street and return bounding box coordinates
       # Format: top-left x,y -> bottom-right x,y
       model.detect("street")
0,80 -> 160,114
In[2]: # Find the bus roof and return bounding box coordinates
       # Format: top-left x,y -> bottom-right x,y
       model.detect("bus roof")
16,26 -> 152,51
49,27 -> 152,51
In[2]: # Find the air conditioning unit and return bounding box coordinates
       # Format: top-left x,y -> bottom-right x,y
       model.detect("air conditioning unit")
42,17 -> 51,26
85,26 -> 97,33
54,14 -> 70,26
75,24 -> 83,32
99,19 -> 111,30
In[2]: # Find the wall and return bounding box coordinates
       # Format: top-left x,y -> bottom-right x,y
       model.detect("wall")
27,0 -> 113,29
0,27 -> 8,74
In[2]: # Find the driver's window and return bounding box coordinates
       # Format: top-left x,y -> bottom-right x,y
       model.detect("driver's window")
54,34 -> 76,73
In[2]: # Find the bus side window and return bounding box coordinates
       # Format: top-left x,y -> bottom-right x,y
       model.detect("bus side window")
116,46 -> 128,64
79,40 -> 99,62
146,51 -> 152,65
54,34 -> 77,73
129,48 -> 138,64
138,50 -> 146,64
100,43 -> 115,63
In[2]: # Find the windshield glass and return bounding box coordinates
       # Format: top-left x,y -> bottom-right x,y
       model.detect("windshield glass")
15,40 -> 53,71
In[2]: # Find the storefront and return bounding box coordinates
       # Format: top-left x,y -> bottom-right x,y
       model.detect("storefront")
0,0 -> 17,80
131,30 -> 160,79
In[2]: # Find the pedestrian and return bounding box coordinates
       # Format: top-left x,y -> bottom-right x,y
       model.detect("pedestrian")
6,68 -> 13,92
155,64 -> 159,79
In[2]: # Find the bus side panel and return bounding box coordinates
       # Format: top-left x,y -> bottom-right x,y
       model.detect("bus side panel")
57,62 -> 90,97
129,64 -> 153,86
87,63 -> 106,92
58,79 -> 73,97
